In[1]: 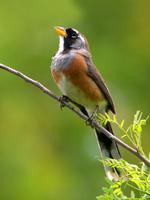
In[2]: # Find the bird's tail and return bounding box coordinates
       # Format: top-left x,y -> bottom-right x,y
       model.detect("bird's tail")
95,121 -> 121,181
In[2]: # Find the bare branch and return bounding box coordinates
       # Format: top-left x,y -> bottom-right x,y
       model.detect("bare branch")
0,63 -> 150,167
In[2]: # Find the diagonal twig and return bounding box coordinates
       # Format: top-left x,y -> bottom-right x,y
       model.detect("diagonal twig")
0,63 -> 150,167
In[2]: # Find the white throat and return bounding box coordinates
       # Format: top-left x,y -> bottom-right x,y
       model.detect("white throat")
55,36 -> 64,56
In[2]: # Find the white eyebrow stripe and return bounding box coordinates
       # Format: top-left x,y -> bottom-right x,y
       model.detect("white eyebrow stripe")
72,28 -> 85,43
79,35 -> 85,43
72,28 -> 79,34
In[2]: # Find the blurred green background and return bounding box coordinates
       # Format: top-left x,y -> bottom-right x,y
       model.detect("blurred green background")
0,0 -> 150,199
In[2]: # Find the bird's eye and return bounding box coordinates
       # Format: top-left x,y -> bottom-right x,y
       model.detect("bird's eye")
71,35 -> 77,39
66,28 -> 78,39
70,33 -> 78,39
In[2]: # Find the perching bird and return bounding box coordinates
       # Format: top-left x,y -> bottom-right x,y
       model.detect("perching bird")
51,26 -> 121,181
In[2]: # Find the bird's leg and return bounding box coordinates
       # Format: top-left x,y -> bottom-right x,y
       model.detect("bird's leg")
59,95 -> 70,109
66,97 -> 89,117
86,105 -> 99,127
78,105 -> 89,117
59,95 -> 88,117
67,99 -> 89,116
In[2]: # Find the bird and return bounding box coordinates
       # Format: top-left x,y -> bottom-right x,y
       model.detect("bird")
51,26 -> 121,181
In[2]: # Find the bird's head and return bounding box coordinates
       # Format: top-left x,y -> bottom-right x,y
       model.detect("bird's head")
54,26 -> 89,53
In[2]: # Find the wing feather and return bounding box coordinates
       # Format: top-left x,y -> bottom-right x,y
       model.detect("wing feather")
85,57 -> 115,113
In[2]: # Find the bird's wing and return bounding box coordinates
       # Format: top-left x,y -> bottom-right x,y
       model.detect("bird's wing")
85,57 -> 115,113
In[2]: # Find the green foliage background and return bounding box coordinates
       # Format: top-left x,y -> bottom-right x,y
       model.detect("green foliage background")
0,0 -> 150,199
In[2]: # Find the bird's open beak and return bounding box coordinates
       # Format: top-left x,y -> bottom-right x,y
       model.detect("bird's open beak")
54,26 -> 67,37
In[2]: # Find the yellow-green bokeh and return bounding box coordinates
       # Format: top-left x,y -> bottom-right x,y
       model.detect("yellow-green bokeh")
0,0 -> 150,199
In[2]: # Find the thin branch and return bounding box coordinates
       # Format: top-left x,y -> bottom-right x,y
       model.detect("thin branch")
0,63 -> 150,167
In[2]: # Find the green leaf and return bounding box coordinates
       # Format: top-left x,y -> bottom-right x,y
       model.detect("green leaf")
97,111 -> 150,199
130,191 -> 135,198
120,120 -> 125,128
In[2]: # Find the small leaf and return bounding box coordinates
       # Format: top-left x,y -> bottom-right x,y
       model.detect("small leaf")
113,115 -> 117,123
140,119 -> 146,126
120,120 -> 125,128
130,191 -> 135,198
114,188 -> 122,196
137,125 -> 142,134
121,135 -> 127,138
105,112 -> 110,120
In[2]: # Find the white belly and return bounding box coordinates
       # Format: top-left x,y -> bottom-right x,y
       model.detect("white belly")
58,75 -> 107,113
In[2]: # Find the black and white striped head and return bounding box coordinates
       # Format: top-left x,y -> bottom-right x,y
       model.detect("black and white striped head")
54,26 -> 89,53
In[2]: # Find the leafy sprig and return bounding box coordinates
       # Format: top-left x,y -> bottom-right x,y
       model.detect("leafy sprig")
97,111 -> 150,199
97,111 -> 149,155
97,159 -> 150,199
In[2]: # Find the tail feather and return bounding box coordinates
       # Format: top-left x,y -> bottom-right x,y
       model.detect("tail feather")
78,104 -> 121,181
95,122 -> 121,181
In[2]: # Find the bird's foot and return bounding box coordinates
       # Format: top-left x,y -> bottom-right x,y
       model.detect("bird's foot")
85,105 -> 99,127
59,95 -> 70,110
86,116 -> 95,128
